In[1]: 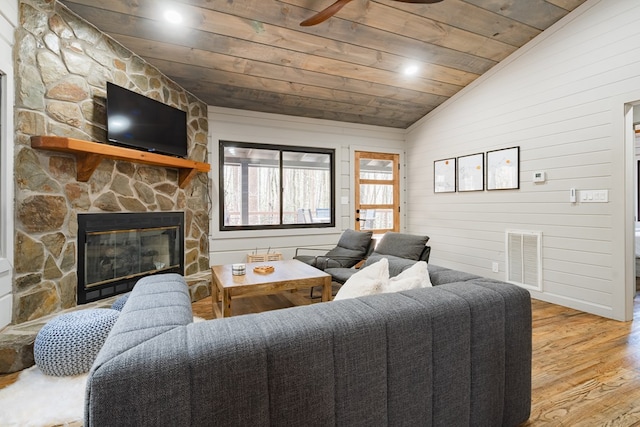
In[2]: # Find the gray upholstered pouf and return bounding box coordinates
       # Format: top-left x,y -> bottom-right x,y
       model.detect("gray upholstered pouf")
111,292 -> 130,311
34,308 -> 119,376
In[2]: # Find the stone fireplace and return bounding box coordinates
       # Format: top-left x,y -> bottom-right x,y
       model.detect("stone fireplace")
11,0 -> 211,325
77,212 -> 185,304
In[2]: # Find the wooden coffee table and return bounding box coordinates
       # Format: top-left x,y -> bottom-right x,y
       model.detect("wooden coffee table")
211,259 -> 332,317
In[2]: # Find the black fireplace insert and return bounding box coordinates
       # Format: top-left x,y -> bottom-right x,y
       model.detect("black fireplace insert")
77,212 -> 184,304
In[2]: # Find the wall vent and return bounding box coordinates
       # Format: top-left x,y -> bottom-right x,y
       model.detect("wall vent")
506,230 -> 542,291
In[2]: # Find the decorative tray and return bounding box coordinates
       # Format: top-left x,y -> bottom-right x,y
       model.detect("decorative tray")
253,265 -> 275,274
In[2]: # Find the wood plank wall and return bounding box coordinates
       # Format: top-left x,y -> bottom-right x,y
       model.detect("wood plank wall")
405,0 -> 640,320
207,107 -> 405,266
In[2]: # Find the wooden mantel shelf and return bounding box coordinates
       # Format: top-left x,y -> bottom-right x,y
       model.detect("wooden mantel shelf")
31,136 -> 210,188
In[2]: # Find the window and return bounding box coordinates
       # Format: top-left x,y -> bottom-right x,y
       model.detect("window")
219,141 -> 335,230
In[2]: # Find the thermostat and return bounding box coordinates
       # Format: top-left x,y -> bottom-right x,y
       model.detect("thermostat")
533,171 -> 546,183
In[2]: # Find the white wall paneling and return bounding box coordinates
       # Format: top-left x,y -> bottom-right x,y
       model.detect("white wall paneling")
208,107 -> 405,265
406,0 -> 640,320
0,0 -> 17,328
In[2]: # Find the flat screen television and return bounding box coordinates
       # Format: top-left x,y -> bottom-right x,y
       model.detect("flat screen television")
106,82 -> 188,158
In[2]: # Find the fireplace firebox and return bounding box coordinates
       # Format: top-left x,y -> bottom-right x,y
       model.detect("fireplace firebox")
77,212 -> 184,304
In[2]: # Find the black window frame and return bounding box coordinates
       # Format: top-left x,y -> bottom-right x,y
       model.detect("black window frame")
219,140 -> 336,231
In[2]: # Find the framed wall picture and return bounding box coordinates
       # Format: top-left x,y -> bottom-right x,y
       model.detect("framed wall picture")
434,158 -> 456,193
457,153 -> 484,192
487,146 -> 520,190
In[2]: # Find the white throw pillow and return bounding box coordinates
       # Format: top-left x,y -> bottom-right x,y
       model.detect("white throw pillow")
381,261 -> 432,293
334,258 -> 389,300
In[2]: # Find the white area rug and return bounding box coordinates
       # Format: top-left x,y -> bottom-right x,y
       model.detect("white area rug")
0,365 -> 87,426
0,316 -> 206,426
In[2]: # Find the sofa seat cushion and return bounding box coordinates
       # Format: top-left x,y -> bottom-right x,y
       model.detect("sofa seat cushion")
324,266 -> 357,284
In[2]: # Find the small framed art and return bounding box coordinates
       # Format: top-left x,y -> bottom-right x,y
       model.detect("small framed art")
457,153 -> 484,192
434,158 -> 456,193
487,146 -> 519,190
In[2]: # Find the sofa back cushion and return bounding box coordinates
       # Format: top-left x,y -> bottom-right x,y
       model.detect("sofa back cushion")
427,265 -> 481,285
374,232 -> 429,260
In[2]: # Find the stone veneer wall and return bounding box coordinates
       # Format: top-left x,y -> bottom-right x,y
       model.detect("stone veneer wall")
11,0 -> 210,324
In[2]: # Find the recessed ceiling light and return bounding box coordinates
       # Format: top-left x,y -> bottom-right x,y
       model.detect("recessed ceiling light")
164,10 -> 183,24
403,65 -> 419,76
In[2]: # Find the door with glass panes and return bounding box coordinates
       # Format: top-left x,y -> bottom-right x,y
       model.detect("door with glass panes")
354,151 -> 400,234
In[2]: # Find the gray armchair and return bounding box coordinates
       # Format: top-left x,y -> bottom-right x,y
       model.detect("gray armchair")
295,229 -> 374,297
294,229 -> 374,271
325,232 -> 430,285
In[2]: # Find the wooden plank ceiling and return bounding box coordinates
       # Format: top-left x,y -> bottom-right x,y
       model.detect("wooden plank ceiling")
59,0 -> 587,129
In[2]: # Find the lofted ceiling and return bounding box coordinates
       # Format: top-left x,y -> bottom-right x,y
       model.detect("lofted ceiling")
59,0 -> 587,129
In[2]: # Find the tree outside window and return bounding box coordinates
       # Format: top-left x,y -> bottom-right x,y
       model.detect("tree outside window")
220,141 -> 334,230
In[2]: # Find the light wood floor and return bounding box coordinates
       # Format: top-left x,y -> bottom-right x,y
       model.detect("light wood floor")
4,288 -> 640,426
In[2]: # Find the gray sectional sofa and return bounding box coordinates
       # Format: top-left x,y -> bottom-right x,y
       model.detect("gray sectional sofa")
85,268 -> 532,426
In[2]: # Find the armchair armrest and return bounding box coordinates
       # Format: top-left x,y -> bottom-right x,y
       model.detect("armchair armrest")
295,247 -> 330,257
315,256 -> 367,270
352,259 -> 366,269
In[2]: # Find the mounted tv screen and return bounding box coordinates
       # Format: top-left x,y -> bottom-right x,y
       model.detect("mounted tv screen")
106,82 -> 188,158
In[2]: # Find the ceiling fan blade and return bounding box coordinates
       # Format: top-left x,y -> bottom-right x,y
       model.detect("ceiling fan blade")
300,0 -> 443,26
300,0 -> 354,26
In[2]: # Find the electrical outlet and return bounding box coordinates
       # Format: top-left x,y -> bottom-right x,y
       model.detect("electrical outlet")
492,262 -> 499,273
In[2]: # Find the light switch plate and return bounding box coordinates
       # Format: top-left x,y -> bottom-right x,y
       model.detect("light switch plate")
581,189 -> 608,203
